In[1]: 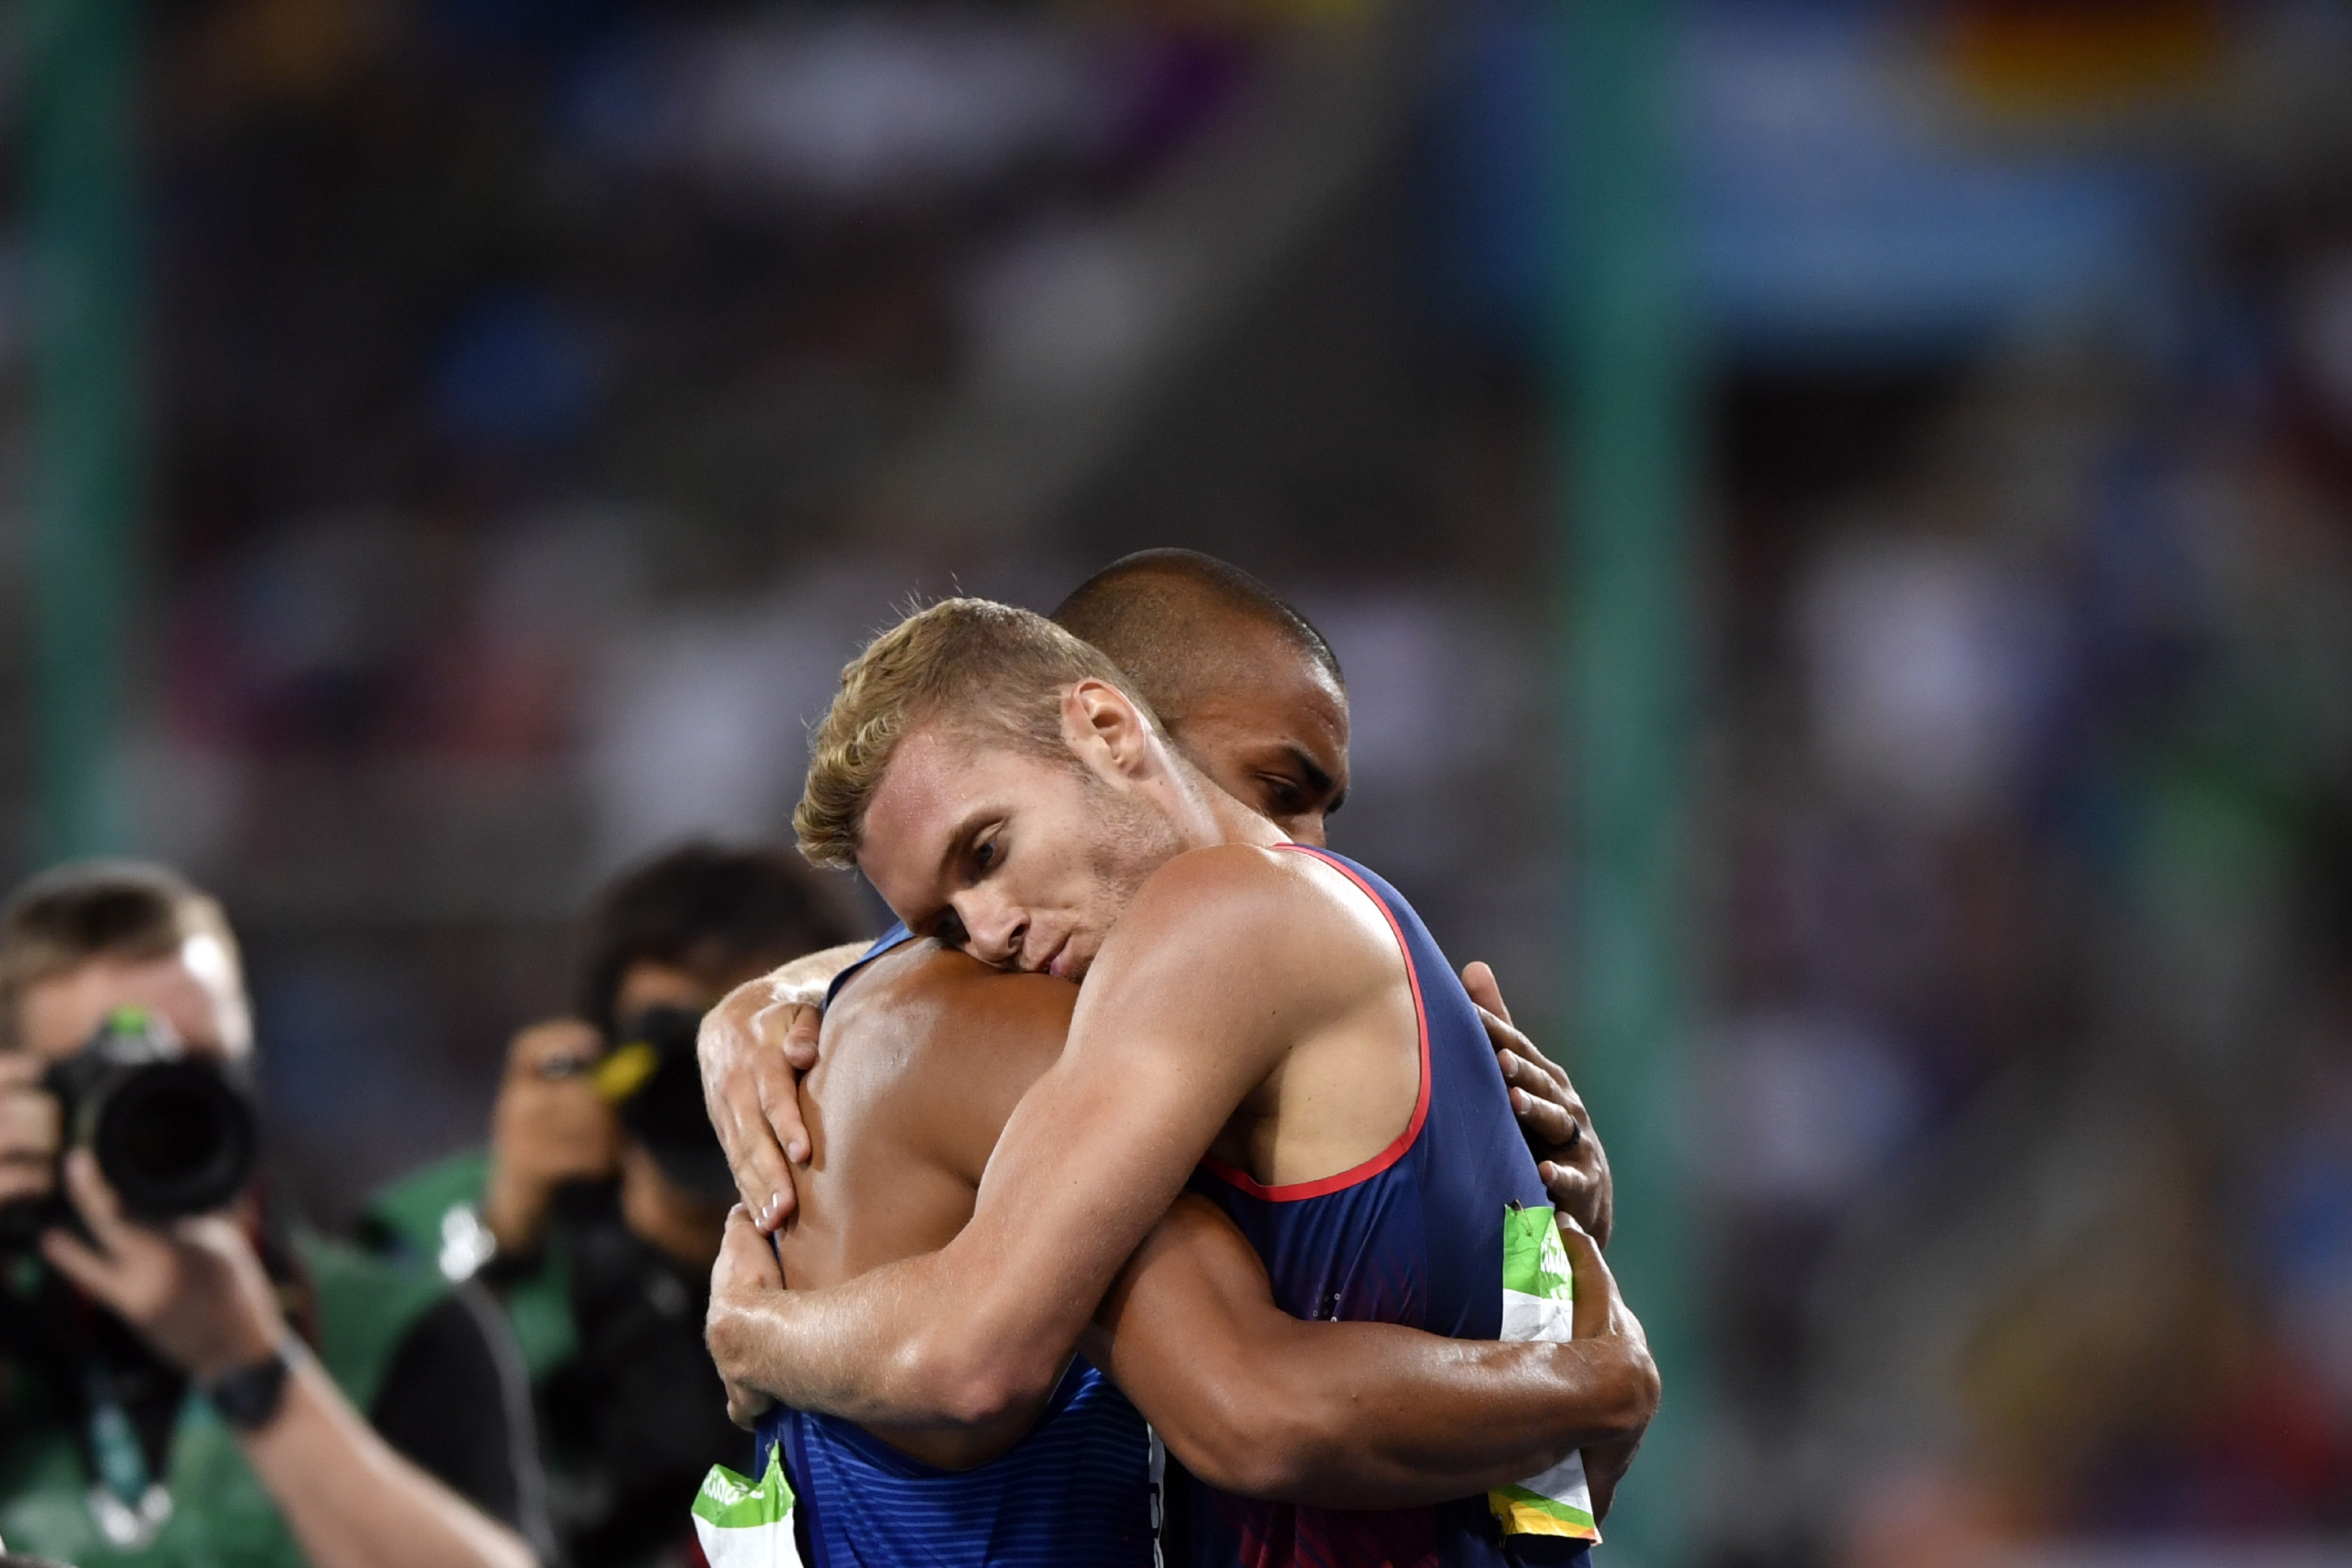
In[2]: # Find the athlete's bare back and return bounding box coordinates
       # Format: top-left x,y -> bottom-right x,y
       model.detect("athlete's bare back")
773,938 -> 1072,1466
781,943 -> 1068,1284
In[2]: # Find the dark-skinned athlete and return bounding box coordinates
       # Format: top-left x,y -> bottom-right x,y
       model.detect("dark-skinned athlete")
705,595 -> 1658,1565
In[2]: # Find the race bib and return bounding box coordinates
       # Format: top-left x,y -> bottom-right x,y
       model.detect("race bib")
693,1448 -> 806,1568
1487,1204 -> 1601,1542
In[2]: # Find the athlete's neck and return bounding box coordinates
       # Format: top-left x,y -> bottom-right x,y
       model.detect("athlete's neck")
1202,789 -> 1289,850
1156,749 -> 1290,854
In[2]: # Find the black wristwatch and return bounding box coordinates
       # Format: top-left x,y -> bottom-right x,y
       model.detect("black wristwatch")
201,1334 -> 302,1432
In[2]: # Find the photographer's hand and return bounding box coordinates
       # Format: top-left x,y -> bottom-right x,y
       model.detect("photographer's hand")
482,1017 -> 617,1255
0,1051 -> 61,1205
40,1148 -> 280,1379
45,1149 -> 537,1568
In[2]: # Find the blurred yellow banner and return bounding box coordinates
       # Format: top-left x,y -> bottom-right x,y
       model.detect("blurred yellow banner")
1942,0 -> 2223,117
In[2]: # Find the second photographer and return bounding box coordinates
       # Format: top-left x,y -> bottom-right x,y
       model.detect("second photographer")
365,842 -> 858,1568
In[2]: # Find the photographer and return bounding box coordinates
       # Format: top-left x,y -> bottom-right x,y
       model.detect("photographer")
0,860 -> 552,1568
365,843 -> 857,1568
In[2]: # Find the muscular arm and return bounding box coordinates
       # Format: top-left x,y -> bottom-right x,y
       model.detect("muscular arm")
708,849 -> 1360,1431
1086,1197 -> 1657,1511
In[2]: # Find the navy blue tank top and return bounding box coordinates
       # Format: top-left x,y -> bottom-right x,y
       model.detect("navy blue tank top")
754,926 -> 1156,1568
1181,845 -> 1592,1568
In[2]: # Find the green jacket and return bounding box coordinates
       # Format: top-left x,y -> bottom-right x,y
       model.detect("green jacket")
359,1147 -> 576,1380
367,1150 -> 740,1568
0,1234 -> 448,1568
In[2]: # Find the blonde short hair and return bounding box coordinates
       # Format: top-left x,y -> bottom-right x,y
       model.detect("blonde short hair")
0,860 -> 245,1050
795,598 -> 1152,869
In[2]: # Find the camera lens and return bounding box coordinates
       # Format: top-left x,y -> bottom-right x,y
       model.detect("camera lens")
93,1060 -> 258,1220
611,1007 -> 735,1200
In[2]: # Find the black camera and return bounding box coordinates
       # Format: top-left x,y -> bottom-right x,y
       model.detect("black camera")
1,1009 -> 260,1240
597,1006 -> 733,1201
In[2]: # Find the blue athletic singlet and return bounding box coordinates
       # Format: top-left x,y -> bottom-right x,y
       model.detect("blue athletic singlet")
754,925 -> 1157,1568
1181,845 -> 1594,1568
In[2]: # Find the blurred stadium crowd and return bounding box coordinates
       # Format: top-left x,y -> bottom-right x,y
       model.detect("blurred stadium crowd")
0,0 -> 2350,1566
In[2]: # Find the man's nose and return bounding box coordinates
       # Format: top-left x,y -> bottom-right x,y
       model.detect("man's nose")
951,893 -> 1026,969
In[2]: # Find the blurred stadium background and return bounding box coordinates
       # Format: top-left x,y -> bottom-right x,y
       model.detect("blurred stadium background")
5,0 -> 2352,1565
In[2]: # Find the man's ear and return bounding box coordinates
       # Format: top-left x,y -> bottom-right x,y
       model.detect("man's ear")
1063,680 -> 1154,778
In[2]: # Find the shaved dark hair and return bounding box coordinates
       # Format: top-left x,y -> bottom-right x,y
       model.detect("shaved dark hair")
1050,550 -> 1342,726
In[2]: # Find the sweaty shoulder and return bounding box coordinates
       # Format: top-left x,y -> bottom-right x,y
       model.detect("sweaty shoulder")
1091,844 -> 1399,1012
816,940 -> 1076,1183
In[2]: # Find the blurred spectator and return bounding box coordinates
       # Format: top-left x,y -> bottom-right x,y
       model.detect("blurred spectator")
362,842 -> 859,1568
1762,321 -> 2352,1562
0,861 -> 550,1568
1795,534 -> 2059,828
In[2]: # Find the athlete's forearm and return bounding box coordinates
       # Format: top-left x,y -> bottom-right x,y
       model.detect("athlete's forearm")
1278,1332 -> 1652,1505
1092,1199 -> 1655,1508
1096,1318 -> 1649,1507
707,1249 -> 1059,1466
707,1246 -> 1036,1429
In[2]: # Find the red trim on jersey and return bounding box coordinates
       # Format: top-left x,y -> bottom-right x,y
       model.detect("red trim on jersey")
1196,844 -> 1434,1203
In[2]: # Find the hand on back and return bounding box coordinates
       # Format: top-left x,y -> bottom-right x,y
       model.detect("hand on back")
710,1203 -> 784,1428
1557,1210 -> 1655,1519
1463,962 -> 1614,1248
698,976 -> 822,1233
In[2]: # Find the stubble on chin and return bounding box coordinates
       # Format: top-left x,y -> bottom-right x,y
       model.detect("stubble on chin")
1078,776 -> 1187,961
